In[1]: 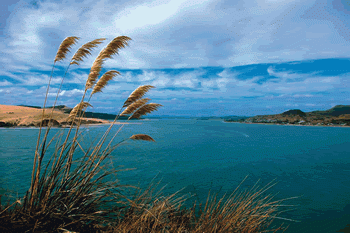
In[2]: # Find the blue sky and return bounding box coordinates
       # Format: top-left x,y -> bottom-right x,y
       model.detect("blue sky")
1,0 -> 350,116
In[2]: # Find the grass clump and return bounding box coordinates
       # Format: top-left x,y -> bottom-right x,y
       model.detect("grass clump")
0,36 -> 296,232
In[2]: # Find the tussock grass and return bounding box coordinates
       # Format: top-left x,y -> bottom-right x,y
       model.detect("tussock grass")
0,36 -> 296,232
91,70 -> 120,96
121,98 -> 151,116
123,85 -> 155,108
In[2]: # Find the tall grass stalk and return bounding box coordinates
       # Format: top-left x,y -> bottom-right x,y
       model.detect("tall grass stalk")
30,36 -> 80,209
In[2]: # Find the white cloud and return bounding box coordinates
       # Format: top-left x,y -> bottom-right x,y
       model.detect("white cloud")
2,0 -> 349,72
285,103 -> 299,107
201,79 -> 215,88
47,88 -> 84,97
0,80 -> 12,86
137,71 -> 162,82
293,94 -> 313,98
151,77 -> 172,87
216,78 -> 230,89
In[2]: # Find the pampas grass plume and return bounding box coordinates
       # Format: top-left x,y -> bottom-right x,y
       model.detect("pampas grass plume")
70,38 -> 106,66
85,36 -> 131,90
100,36 -> 131,59
91,70 -> 120,95
54,36 -> 80,63
120,98 -> 151,116
130,134 -> 155,142
68,102 -> 92,119
129,103 -> 162,119
123,85 -> 155,108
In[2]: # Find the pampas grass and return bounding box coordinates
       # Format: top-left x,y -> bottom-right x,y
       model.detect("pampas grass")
70,38 -> 106,66
99,36 -> 131,59
123,85 -> 155,108
91,70 -> 120,96
31,36 -> 81,209
68,102 -> 92,119
129,103 -> 163,119
120,98 -> 150,116
54,36 -> 80,63
0,36 -> 296,233
130,134 -> 155,142
85,36 -> 131,90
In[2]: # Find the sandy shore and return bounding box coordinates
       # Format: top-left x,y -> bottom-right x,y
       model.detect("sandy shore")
0,104 -> 142,128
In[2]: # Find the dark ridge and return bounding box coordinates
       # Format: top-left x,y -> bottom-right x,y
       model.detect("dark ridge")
56,108 -> 130,120
15,104 -> 132,120
46,105 -> 68,110
282,109 -> 306,117
83,112 -> 129,120
311,105 -> 350,116
17,104 -> 42,109
16,104 -> 70,111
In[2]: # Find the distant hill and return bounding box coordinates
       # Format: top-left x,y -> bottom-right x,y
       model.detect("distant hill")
48,106 -> 130,120
83,111 -> 129,120
282,109 -> 306,117
17,105 -> 132,120
1,104 -> 109,127
222,116 -> 250,122
17,104 -> 42,109
235,105 -> 350,126
310,105 -> 350,116
17,104 -> 71,111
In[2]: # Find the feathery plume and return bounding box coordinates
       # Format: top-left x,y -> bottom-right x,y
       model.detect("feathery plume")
85,58 -> 103,90
120,98 -> 150,116
123,85 -> 155,108
100,36 -> 132,59
70,38 -> 106,66
54,36 -> 80,63
85,36 -> 131,90
91,70 -> 120,95
129,103 -> 162,119
130,134 -> 155,142
68,102 -> 92,119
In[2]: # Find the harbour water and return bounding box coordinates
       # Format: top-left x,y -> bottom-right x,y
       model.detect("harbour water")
1,119 -> 350,232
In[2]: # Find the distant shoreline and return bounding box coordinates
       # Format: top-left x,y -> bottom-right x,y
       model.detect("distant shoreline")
224,121 -> 350,128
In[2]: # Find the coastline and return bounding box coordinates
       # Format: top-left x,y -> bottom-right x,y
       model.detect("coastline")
224,121 -> 350,128
0,121 -> 144,129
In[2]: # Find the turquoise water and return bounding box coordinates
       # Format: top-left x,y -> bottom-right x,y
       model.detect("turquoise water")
1,119 -> 350,232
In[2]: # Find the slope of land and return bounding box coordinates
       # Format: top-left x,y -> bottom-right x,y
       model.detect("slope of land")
224,105 -> 350,126
0,105 -> 111,127
18,105 -> 131,120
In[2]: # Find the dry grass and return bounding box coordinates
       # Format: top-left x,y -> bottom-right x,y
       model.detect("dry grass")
85,36 -> 131,90
0,36 -> 296,233
120,98 -> 151,116
68,102 -> 93,120
123,85 -> 155,108
108,180 -> 292,233
129,103 -> 163,119
70,38 -> 106,66
54,37 -> 80,63
130,134 -> 156,142
91,70 -> 120,95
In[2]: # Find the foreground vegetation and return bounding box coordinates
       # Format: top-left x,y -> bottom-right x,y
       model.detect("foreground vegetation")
0,36 -> 295,232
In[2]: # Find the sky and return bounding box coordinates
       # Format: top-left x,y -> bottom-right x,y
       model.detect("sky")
1,0 -> 350,116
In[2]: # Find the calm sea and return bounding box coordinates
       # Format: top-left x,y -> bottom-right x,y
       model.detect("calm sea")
1,119 -> 350,232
